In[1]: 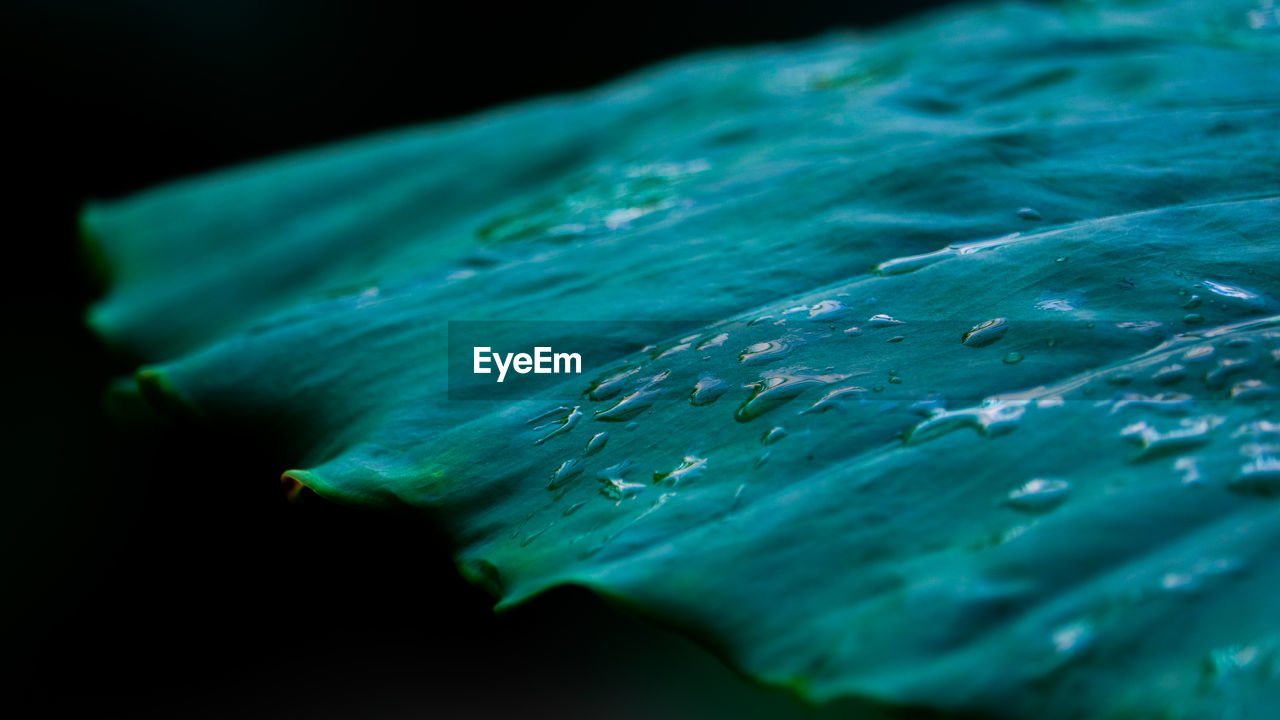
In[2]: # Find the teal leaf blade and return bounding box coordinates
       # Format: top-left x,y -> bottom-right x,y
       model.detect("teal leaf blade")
86,2 -> 1280,717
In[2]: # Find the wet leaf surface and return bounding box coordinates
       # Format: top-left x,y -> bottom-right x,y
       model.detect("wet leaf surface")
87,1 -> 1280,716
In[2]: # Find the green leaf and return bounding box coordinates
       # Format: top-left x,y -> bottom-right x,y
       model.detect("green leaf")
86,1 -> 1280,716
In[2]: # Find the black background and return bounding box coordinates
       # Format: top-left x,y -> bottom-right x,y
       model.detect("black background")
4,1 -> 957,717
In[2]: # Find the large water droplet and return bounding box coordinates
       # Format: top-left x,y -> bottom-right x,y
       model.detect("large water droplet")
594,372 -> 669,421
807,299 -> 849,321
654,456 -> 708,485
584,431 -> 609,456
739,339 -> 796,365
1203,279 -> 1268,308
736,370 -> 850,422
690,375 -> 729,406
534,406 -> 582,446
548,458 -> 584,490
586,367 -> 640,401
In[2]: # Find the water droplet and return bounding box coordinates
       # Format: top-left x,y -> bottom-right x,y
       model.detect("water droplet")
1121,416 -> 1219,461
594,372 -> 668,421
906,398 -> 1028,444
888,376 -> 903,384
1249,0 -> 1280,30
1051,619 -> 1094,655
586,367 -> 640,401
1203,279 -> 1266,307
872,251 -> 944,276
654,456 -> 708,485
1229,456 -> 1280,495
807,299 -> 849,321
762,427 -> 788,445
1230,379 -> 1274,402
594,387 -> 661,421
887,335 -> 905,343
1153,364 -> 1187,386
1184,344 -> 1216,363
867,314 -> 905,328
962,318 -> 1009,347
584,432 -> 609,456
736,370 -> 850,422
1003,351 -> 1024,364
871,234 -> 1021,276
738,339 -> 795,365
1159,558 -> 1242,592
562,501 -> 586,517
1206,357 -> 1259,390
843,326 -> 862,337
534,406 -> 582,446
1016,207 -> 1042,220
690,375 -> 729,406
596,460 -> 643,501
1055,256 -> 1068,263
519,525 -> 551,547
696,332 -> 730,350
1116,320 -> 1163,333
654,342 -> 692,360
1181,295 -> 1202,310
1184,313 -> 1205,325
1004,478 -> 1070,513
1110,392 -> 1195,416
599,479 -> 645,501
801,386 -> 868,414
1175,456 -> 1203,485
548,459 -> 584,490
1205,643 -> 1263,683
